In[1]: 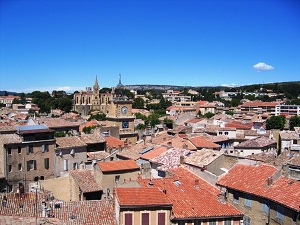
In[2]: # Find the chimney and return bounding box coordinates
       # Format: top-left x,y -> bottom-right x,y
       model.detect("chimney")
194,179 -> 199,189
180,155 -> 185,165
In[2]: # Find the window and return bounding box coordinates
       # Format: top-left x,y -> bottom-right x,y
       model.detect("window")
262,199 -> 269,213
18,146 -> 22,154
158,212 -> 165,225
115,175 -> 120,182
178,222 -> 185,225
26,145 -> 34,155
233,192 -> 239,204
219,132 -> 223,135
63,159 -> 68,171
194,221 -> 201,225
44,158 -> 49,170
224,132 -> 229,135
244,216 -> 251,225
27,160 -> 36,171
8,147 -> 12,155
277,205 -> 284,221
224,220 -> 231,225
124,213 -> 132,225
73,162 -> 78,170
293,140 -> 297,144
8,165 -> 12,172
141,212 -> 149,225
245,194 -> 251,207
42,144 -> 49,153
209,222 -> 216,225
18,163 -> 22,171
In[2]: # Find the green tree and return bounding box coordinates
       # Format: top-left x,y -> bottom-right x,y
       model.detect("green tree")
204,112 -> 215,118
58,97 -> 73,112
225,110 -> 234,116
88,113 -> 106,121
289,116 -> 300,131
136,124 -> 146,130
132,97 -> 145,109
266,116 -> 286,130
12,98 -> 22,104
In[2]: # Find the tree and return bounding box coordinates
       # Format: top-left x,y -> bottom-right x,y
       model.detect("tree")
266,116 -> 286,130
289,116 -> 300,131
136,124 -> 146,130
88,113 -> 106,121
58,98 -> 73,112
12,98 -> 21,104
225,110 -> 234,116
132,97 -> 145,109
204,112 -> 215,118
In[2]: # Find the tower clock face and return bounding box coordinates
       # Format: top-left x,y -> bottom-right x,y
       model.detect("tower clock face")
122,121 -> 129,128
121,106 -> 128,114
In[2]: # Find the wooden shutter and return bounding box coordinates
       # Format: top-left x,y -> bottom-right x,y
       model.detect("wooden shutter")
141,213 -> 149,225
44,158 -> 49,169
124,213 -> 132,225
158,212 -> 165,225
27,161 -> 30,171
33,160 -> 37,170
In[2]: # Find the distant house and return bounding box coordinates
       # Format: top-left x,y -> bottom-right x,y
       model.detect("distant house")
94,160 -> 140,199
115,187 -> 172,225
217,164 -> 300,225
137,167 -> 244,224
279,130 -> 300,152
54,136 -> 87,177
233,136 -> 277,157
69,169 -> 102,201
0,124 -> 55,192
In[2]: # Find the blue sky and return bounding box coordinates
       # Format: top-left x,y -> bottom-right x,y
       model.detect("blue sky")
0,0 -> 299,93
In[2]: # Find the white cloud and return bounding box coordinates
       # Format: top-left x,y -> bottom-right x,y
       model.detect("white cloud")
57,86 -> 71,91
253,62 -> 274,71
220,84 -> 237,87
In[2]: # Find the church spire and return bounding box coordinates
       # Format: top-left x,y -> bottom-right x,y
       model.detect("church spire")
94,74 -> 99,91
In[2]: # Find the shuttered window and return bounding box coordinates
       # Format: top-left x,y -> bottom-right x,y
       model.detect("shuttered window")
124,213 -> 132,225
141,212 -> 149,225
44,158 -> 49,169
158,212 -> 165,225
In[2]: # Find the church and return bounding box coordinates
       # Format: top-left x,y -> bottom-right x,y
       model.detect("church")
73,75 -> 138,143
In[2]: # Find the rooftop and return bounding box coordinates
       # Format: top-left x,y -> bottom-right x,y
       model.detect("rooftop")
138,167 -> 243,219
234,136 -> 277,149
55,136 -> 87,149
184,149 -> 222,167
217,164 -> 300,212
189,136 -> 221,149
69,170 -> 102,193
98,159 -> 140,172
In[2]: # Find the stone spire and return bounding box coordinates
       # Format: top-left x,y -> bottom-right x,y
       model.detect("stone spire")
93,74 -> 99,91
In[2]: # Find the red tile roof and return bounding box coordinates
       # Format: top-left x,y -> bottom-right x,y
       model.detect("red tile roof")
105,136 -> 125,149
141,146 -> 168,161
55,136 -> 87,149
234,136 -> 277,149
189,136 -> 221,149
138,167 -> 243,219
241,101 -> 278,107
217,164 -> 300,211
69,170 -> 102,193
98,159 -> 140,172
116,188 -> 172,207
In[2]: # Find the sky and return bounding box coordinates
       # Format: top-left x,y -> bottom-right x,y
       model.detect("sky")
0,0 -> 300,93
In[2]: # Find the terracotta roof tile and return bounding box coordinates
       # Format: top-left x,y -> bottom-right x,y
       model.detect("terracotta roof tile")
138,168 -> 243,219
55,136 -> 87,149
141,146 -> 168,161
217,164 -> 300,211
69,170 -> 102,193
98,159 -> 140,172
279,130 -> 299,140
37,118 -> 80,128
105,136 -> 125,149
78,132 -> 106,144
189,136 -> 221,149
87,151 -> 110,161
234,136 -> 277,148
184,149 -> 222,167
116,188 -> 172,207
0,133 -> 22,144
150,148 -> 192,171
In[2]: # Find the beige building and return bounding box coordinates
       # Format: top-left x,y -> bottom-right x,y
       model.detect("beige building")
94,160 -> 140,199
217,164 -> 300,225
73,76 -> 112,116
115,187 -> 172,225
0,124 -> 55,192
